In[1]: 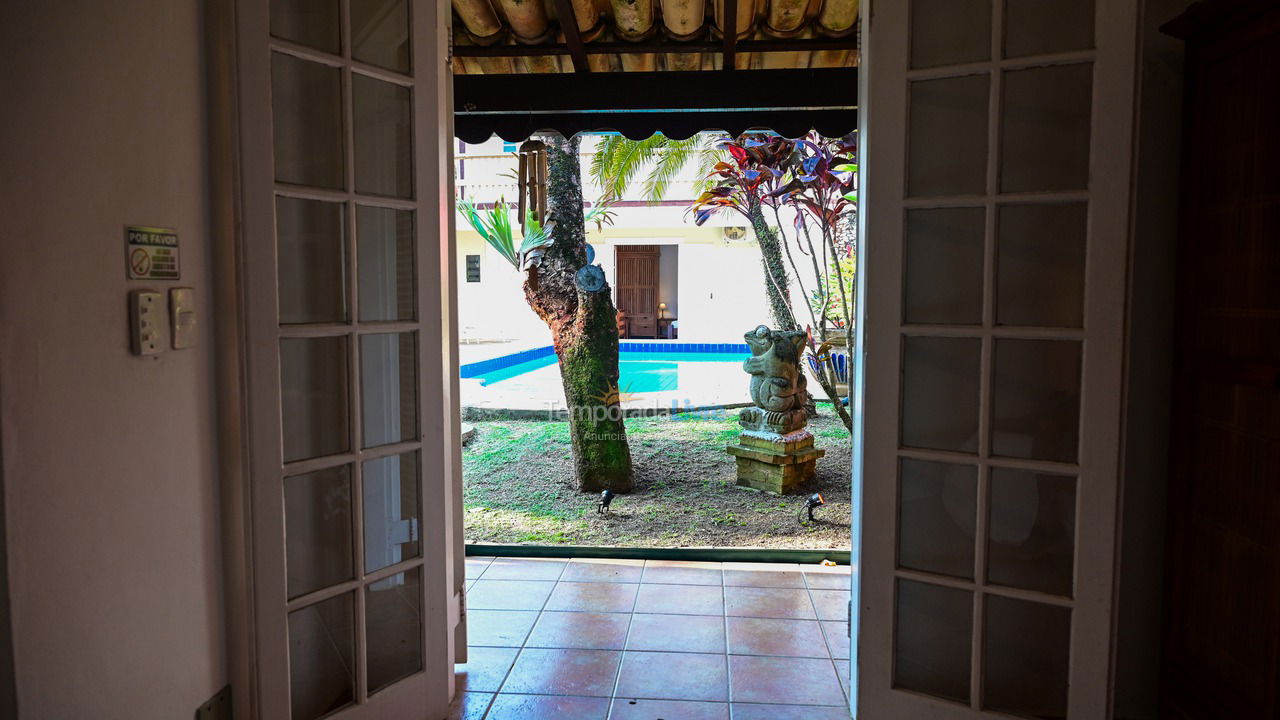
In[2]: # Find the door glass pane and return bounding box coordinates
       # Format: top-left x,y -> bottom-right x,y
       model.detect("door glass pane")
289,593 -> 356,720
360,332 -> 418,448
983,595 -> 1071,719
353,74 -> 413,198
363,452 -> 420,572
988,468 -> 1076,597
366,568 -> 423,694
991,339 -> 1081,463
357,206 -> 416,322
277,197 -> 347,325
901,336 -> 982,453
997,203 -> 1087,328
271,0 -> 340,53
282,336 -> 351,462
285,466 -> 354,599
904,207 -> 985,325
898,459 -> 977,579
272,53 -> 345,190
1004,0 -> 1094,58
908,74 -> 990,197
352,0 -> 411,74
895,579 -> 972,703
909,0 -> 991,69
1000,63 -> 1093,193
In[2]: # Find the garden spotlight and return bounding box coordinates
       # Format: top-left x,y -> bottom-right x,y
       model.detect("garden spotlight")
598,489 -> 614,514
798,493 -> 825,525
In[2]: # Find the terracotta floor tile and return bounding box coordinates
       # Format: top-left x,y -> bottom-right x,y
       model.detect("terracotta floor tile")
615,651 -> 729,702
500,648 -> 622,697
626,613 -> 726,654
607,698 -> 729,720
465,557 -> 493,580
728,655 -> 847,706
544,582 -> 640,613
481,558 -> 568,581
642,560 -> 724,586
724,587 -> 816,620
809,590 -> 850,622
454,646 -> 518,692
467,609 -> 539,647
730,703 -> 851,720
467,579 -> 555,611
633,584 -> 724,616
448,692 -> 493,720
526,611 -> 631,650
723,564 -> 806,589
484,694 -> 611,720
802,567 -> 852,590
726,617 -> 827,658
562,558 -> 646,583
821,621 -> 850,660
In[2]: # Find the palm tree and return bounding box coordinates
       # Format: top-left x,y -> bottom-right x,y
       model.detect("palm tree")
587,132 -> 797,332
458,134 -> 634,493
528,134 -> 634,492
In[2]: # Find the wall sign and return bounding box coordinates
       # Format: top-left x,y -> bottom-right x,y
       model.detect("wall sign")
125,225 -> 180,280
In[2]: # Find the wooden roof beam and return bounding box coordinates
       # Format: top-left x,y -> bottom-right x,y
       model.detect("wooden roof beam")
722,0 -> 738,71
552,0 -> 591,72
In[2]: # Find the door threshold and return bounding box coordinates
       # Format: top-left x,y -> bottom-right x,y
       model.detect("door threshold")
466,542 -> 851,565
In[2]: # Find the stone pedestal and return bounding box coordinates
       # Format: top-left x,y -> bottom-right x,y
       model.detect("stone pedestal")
726,407 -> 826,494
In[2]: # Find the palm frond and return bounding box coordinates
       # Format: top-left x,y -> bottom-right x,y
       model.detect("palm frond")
641,136 -> 699,202
589,132 -> 666,200
587,135 -> 622,193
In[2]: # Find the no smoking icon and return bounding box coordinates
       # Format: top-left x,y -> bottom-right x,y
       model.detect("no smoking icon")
130,247 -> 151,277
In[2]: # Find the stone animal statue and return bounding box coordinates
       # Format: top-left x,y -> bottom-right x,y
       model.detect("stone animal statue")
742,325 -> 809,413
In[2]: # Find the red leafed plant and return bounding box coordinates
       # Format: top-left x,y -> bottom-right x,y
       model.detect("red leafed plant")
689,131 -> 858,429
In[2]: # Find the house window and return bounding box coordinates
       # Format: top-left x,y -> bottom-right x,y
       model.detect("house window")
502,141 -> 518,153
465,255 -> 481,282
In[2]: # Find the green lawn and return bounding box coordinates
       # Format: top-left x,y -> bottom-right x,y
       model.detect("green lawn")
463,411 -> 853,550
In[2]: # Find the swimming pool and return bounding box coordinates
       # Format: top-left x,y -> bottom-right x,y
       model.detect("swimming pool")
460,343 -> 751,394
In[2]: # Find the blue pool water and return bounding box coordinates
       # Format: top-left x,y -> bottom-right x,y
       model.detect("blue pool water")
461,345 -> 750,394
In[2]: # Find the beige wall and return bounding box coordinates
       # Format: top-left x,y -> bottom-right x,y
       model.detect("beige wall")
0,1 -> 226,717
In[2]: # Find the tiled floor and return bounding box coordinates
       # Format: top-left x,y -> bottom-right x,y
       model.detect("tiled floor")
451,557 -> 852,720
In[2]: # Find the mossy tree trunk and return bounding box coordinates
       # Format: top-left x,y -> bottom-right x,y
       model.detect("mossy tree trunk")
748,198 -> 796,332
522,134 -> 634,492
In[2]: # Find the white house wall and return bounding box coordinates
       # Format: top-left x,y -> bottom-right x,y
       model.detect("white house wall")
455,222 -> 773,343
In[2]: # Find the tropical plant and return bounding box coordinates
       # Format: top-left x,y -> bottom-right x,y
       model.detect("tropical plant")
588,132 -> 724,203
456,196 -> 556,270
583,195 -> 618,233
690,132 -> 859,430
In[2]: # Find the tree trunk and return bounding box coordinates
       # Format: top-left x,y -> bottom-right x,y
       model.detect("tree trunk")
522,134 -> 634,492
748,199 -> 796,332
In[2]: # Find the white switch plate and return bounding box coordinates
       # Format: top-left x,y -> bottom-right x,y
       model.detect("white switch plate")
129,290 -> 168,356
170,287 -> 197,349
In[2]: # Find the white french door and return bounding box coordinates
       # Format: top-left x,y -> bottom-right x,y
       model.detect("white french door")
225,0 -> 461,718
857,0 -> 1138,717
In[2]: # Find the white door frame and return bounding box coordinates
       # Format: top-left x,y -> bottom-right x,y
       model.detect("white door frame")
208,1 -> 464,718
855,0 -> 1140,716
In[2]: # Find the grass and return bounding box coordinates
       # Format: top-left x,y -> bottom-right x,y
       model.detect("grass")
463,412 -> 853,550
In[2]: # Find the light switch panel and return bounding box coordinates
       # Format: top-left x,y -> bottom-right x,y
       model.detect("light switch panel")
170,287 -> 197,349
129,290 -> 168,356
